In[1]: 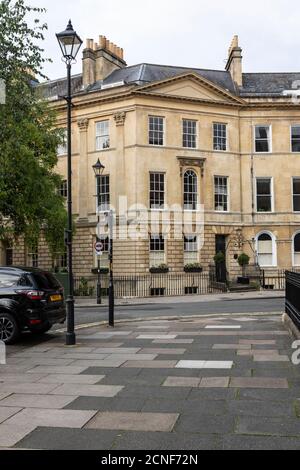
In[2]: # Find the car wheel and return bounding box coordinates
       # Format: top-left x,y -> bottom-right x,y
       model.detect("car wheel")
29,322 -> 52,335
0,312 -> 20,344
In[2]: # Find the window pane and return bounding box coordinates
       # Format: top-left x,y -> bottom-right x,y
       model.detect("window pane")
213,123 -> 227,151
214,176 -> 228,211
184,170 -> 197,210
97,175 -> 110,210
96,121 -> 110,150
150,173 -> 164,208
293,195 -> 300,212
183,120 -> 197,148
255,126 -> 270,152
294,234 -> 300,252
149,117 -> 164,146
257,179 -> 272,212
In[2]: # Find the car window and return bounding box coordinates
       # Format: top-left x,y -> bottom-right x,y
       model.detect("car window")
0,273 -> 21,288
30,272 -> 61,290
18,275 -> 33,287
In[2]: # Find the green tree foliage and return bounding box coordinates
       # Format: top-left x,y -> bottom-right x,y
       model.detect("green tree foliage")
0,0 -> 67,256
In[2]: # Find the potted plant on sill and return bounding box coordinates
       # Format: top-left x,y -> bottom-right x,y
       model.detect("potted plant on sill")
184,263 -> 203,273
149,264 -> 169,274
237,253 -> 250,284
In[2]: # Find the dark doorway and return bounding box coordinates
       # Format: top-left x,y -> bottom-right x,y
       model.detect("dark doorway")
5,247 -> 13,266
215,235 -> 227,282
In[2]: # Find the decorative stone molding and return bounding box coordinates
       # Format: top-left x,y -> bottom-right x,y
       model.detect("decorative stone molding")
114,111 -> 126,126
77,118 -> 89,131
177,156 -> 206,177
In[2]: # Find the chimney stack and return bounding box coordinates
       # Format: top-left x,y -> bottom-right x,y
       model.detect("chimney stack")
225,35 -> 242,88
82,35 -> 126,88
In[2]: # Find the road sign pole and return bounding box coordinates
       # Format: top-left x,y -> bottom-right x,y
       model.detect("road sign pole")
108,210 -> 114,327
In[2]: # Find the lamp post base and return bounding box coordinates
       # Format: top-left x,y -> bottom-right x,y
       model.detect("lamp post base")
65,332 -> 76,345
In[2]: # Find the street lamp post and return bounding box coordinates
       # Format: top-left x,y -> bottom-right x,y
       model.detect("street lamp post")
56,20 -> 83,346
92,159 -> 105,305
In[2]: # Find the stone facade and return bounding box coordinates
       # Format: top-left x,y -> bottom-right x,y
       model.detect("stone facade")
5,35 -> 300,281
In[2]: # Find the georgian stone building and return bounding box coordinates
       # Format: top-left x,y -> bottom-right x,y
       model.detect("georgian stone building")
3,35 -> 300,280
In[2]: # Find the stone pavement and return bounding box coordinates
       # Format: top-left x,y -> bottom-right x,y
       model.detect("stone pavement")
1,313 -> 300,450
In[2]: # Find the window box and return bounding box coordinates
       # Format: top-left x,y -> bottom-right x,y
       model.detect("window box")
149,265 -> 169,274
184,264 -> 203,273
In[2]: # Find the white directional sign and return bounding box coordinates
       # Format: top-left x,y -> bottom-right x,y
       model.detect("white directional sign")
94,240 -> 103,256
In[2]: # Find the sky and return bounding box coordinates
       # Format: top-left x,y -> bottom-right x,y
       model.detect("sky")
29,0 -> 300,80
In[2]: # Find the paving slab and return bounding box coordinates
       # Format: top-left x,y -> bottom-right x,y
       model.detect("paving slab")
27,366 -> 88,375
85,411 -> 179,432
122,360 -> 177,368
0,407 -> 22,424
163,377 -> 201,387
50,383 -> 123,397
4,408 -> 98,429
0,394 -> 77,409
230,377 -> 289,389
152,339 -> 193,344
199,377 -> 230,388
0,423 -> 36,447
37,374 -> 105,385
176,360 -> 233,369
15,427 -> 119,450
0,382 -> 60,395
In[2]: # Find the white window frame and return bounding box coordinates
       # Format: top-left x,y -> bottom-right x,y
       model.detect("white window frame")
148,116 -> 165,147
183,169 -> 198,211
96,174 -> 110,213
213,122 -> 228,152
291,125 -> 300,153
184,235 -> 199,264
182,119 -> 198,149
292,231 -> 300,267
149,172 -> 165,210
292,177 -> 300,213
149,234 -> 166,266
254,124 -> 272,154
214,175 -> 229,212
95,120 -> 110,151
255,230 -> 277,267
255,177 -> 274,213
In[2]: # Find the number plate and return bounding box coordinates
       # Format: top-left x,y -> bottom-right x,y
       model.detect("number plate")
50,294 -> 62,302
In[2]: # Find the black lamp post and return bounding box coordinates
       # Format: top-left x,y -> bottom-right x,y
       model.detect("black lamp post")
93,159 -> 105,305
56,20 -> 82,346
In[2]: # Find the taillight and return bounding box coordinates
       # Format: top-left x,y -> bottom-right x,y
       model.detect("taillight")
18,290 -> 44,300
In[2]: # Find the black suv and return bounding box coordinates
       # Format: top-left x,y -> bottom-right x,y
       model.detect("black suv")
0,267 -> 66,344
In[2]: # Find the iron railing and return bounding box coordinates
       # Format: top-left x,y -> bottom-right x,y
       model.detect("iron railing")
285,270 -> 300,329
260,268 -> 300,291
73,271 -> 227,298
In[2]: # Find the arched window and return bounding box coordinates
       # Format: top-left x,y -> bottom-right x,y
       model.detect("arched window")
293,232 -> 300,266
184,170 -> 198,210
256,231 -> 276,267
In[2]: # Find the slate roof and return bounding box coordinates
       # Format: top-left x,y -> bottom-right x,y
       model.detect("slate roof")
39,63 -> 300,100
241,73 -> 300,96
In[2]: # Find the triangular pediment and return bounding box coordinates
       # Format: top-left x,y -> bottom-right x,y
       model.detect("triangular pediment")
134,72 -> 244,105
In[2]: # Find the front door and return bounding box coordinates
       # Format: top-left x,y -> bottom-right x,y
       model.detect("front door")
215,235 -> 227,282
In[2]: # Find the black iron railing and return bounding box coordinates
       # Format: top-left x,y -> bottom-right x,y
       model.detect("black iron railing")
73,272 -> 227,298
285,271 -> 300,329
260,268 -> 300,291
